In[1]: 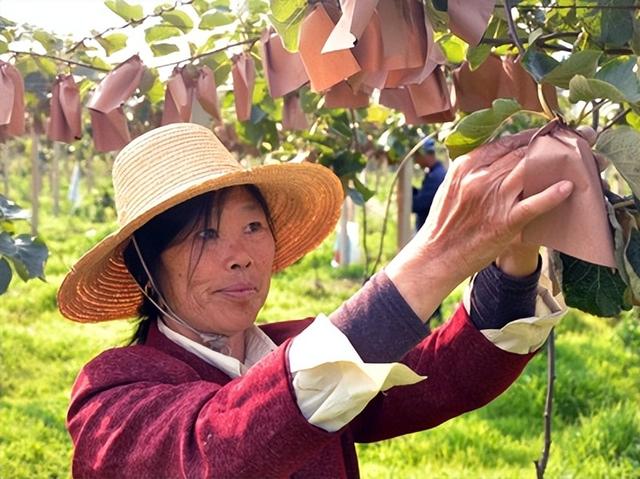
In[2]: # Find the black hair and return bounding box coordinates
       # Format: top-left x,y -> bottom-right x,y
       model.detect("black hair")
122,185 -> 275,345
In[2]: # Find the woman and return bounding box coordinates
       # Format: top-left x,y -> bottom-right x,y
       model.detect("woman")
60,123 -> 569,478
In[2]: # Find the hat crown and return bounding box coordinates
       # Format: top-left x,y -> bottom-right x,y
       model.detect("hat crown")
112,123 -> 242,226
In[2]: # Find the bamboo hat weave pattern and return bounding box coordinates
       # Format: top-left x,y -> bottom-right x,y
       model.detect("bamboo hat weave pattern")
58,123 -> 343,322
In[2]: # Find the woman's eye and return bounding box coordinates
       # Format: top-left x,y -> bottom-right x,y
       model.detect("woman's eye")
246,221 -> 264,233
198,228 -> 218,240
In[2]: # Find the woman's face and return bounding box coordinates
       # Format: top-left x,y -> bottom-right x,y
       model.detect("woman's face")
157,187 -> 275,337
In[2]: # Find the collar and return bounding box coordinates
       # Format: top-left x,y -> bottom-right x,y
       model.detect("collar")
157,319 -> 277,378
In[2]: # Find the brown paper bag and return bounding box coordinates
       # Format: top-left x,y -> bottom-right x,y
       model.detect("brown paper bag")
298,4 -> 361,92
452,55 -> 503,113
0,61 -> 25,140
87,55 -> 145,152
232,52 -> 256,122
448,0 -> 495,46
325,81 -> 369,109
378,0 -> 427,72
48,74 -> 82,143
196,66 -> 221,122
499,56 -> 558,112
523,120 -> 616,268
162,67 -> 195,125
407,66 -> 451,117
260,30 -> 309,98
322,0 -> 380,53
282,92 -> 309,130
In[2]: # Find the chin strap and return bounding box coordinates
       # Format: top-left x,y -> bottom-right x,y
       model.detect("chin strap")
131,235 -> 229,352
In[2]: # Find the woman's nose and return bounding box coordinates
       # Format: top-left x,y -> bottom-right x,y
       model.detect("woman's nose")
224,240 -> 253,270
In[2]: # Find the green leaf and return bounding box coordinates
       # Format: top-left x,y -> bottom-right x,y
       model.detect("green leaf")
541,50 -> 602,89
521,48 -> 559,83
270,0 -> 306,22
96,33 -> 128,56
626,110 -> 640,130
0,233 -> 48,281
199,11 -> 235,28
150,43 -> 180,56
33,56 -> 58,77
353,176 -> 374,202
33,30 -> 61,52
0,196 -> 30,221
632,17 -> 640,55
268,13 -> 304,52
0,40 -> 8,54
445,99 -> 522,159
466,44 -> 491,70
437,33 -> 467,64
0,257 -> 11,294
0,16 -> 16,27
594,56 -> 640,103
595,126 -> 640,198
319,150 -> 366,178
569,75 -> 632,105
192,0 -> 212,15
145,25 -> 182,43
559,252 -> 630,317
104,0 -> 144,22
162,10 -> 193,33
600,0 -> 634,47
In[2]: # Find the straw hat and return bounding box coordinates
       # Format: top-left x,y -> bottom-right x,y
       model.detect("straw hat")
58,123 -> 343,322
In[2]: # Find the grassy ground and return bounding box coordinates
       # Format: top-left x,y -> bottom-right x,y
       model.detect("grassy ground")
1,161 -> 640,478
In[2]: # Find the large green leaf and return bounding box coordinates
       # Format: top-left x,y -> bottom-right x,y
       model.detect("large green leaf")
162,10 -> 193,33
150,43 -> 180,56
559,252 -> 631,317
541,50 -> 601,89
0,233 -> 48,281
268,12 -> 304,52
0,257 -> 11,295
596,126 -> 640,198
199,11 -> 235,29
33,30 -> 62,52
104,0 -> 144,22
145,25 -> 182,43
0,40 -> 7,54
445,99 -> 522,159
599,0 -> 634,47
521,48 -> 559,83
569,75 -> 630,104
96,33 -> 128,56
594,56 -> 640,103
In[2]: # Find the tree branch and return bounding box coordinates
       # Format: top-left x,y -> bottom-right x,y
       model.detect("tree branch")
534,329 -> 556,479
600,107 -> 632,135
502,0 -> 525,56
66,0 -> 195,54
8,49 -> 111,72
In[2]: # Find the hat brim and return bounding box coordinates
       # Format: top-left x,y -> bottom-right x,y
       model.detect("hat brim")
57,162 -> 343,322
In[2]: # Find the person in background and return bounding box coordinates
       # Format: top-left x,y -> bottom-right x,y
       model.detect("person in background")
412,137 -> 447,231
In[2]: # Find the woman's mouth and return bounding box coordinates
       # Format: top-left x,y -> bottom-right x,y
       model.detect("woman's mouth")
216,283 -> 258,299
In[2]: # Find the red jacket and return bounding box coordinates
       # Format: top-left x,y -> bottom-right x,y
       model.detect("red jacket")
67,305 -> 534,478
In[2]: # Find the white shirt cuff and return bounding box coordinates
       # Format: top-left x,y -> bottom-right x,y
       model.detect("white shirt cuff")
463,275 -> 567,354
288,314 -> 424,432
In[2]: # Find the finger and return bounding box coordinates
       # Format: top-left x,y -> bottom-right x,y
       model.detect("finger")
471,129 -> 536,167
499,154 -> 526,196
509,180 -> 574,229
576,125 -> 597,146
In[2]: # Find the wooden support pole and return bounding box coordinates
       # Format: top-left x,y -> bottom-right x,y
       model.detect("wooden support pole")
397,158 -> 413,251
1,144 -> 8,197
30,132 -> 40,236
52,142 -> 61,216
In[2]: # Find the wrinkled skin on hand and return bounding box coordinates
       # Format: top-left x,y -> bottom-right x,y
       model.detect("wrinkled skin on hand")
392,130 -> 574,291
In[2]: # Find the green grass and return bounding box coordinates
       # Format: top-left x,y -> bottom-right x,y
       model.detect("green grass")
1,163 -> 640,478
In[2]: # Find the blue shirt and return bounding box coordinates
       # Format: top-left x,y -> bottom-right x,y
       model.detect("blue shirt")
412,161 -> 446,230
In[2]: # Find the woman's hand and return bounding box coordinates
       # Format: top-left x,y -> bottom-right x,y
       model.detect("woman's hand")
386,131 -> 573,320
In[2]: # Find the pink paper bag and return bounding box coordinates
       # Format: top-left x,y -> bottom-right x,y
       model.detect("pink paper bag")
232,52 -> 256,122
48,74 -> 82,143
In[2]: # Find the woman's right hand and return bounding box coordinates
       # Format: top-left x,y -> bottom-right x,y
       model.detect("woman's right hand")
385,130 -> 574,320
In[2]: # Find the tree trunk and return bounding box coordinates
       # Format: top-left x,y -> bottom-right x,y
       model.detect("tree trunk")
31,132 -> 40,236
397,158 -> 413,251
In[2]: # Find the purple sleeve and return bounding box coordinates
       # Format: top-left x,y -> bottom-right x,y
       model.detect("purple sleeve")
469,256 -> 542,330
329,272 -> 429,363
